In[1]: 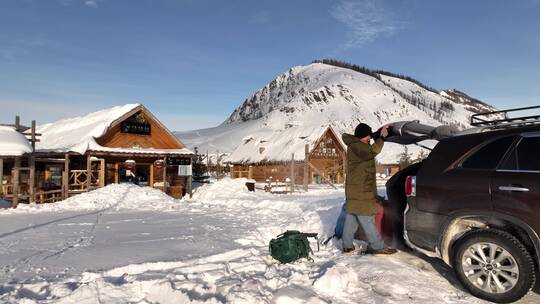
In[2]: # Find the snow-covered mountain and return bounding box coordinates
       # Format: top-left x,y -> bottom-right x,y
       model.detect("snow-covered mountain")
177,62 -> 496,164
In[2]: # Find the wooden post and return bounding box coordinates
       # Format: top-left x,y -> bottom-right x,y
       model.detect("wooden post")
0,158 -> 3,197
341,151 -> 347,181
86,155 -> 92,191
13,157 -> 20,208
188,175 -> 193,198
61,171 -> 68,200
31,120 -> 36,152
163,157 -> 168,194
248,166 -> 253,179
99,159 -> 105,187
304,144 -> 309,192
149,164 -> 154,188
29,156 -> 35,203
114,162 -> 119,184
290,153 -> 295,193
63,154 -> 69,199
15,116 -> 20,132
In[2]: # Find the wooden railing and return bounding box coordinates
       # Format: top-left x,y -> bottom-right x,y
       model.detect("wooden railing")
230,170 -> 249,178
69,169 -> 103,191
34,189 -> 63,204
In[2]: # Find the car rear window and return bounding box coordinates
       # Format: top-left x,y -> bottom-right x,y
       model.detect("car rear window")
500,136 -> 540,171
461,136 -> 516,170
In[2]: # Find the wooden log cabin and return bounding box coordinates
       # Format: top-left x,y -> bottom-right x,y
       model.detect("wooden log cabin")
228,125 -> 346,187
1,104 -> 193,207
0,125 -> 34,207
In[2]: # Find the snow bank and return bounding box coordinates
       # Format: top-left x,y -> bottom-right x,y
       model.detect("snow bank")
0,184 -> 180,214
189,178 -> 344,242
0,178 -> 495,303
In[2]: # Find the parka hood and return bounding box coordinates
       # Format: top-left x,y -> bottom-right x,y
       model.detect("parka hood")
342,133 -> 359,146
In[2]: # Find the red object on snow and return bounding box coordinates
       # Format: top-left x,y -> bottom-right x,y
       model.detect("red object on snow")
375,203 -> 384,235
354,200 -> 395,243
375,201 -> 394,242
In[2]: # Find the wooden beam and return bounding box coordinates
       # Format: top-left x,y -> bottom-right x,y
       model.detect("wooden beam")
63,154 -> 69,199
31,120 -> 36,152
114,162 -> 119,184
35,158 -> 67,164
13,157 -> 21,208
163,157 -> 168,193
306,161 -> 337,190
86,155 -> 92,190
99,159 -> 105,187
29,156 -> 35,203
248,166 -> 253,179
304,144 -> 309,192
149,164 -> 154,188
0,158 -> 3,197
188,175 -> 192,198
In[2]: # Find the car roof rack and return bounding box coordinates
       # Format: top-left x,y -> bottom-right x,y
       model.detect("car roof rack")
470,105 -> 540,129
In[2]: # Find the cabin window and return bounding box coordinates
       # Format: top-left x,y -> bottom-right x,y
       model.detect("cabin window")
46,165 -> 63,187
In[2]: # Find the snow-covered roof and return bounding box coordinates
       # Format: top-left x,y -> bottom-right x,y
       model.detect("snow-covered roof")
227,125 -> 344,164
85,142 -> 192,155
0,126 -> 33,156
36,104 -> 193,155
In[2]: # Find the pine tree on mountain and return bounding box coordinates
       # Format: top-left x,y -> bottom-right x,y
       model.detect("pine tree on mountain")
398,146 -> 413,170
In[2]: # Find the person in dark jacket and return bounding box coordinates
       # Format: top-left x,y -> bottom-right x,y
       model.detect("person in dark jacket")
342,123 -> 397,255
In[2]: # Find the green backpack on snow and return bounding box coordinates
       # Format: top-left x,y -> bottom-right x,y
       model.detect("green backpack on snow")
269,230 -> 319,263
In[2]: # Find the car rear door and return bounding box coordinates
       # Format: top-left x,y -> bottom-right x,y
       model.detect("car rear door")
491,132 -> 540,235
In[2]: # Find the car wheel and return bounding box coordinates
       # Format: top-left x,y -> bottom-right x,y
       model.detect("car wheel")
452,229 -> 536,303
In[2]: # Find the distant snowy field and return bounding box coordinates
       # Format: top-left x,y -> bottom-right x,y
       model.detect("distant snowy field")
0,179 -> 537,303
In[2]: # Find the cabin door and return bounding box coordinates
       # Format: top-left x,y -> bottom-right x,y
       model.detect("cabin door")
119,164 -> 150,186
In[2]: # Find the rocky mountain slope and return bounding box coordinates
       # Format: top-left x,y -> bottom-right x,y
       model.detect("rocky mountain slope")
177,61 -> 495,164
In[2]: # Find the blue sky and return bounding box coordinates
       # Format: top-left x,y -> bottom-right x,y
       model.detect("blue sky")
1,0 -> 539,131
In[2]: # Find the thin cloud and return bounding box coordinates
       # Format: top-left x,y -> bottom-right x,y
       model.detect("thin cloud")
84,1 -> 98,8
58,0 -> 100,8
251,10 -> 271,24
330,0 -> 404,49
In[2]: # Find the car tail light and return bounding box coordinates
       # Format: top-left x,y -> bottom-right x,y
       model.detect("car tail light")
405,176 -> 416,197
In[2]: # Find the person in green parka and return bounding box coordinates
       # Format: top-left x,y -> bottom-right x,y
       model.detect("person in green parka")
342,123 -> 397,255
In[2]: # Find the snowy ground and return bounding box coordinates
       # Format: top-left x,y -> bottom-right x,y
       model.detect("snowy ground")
0,179 -> 538,303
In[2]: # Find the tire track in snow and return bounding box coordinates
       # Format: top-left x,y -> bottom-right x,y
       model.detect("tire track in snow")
40,187 -> 131,261
0,188 -> 132,283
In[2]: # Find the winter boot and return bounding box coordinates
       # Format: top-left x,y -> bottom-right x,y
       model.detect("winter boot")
366,246 -> 397,255
342,244 -> 356,256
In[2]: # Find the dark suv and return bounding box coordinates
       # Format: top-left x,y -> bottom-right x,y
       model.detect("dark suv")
385,106 -> 540,303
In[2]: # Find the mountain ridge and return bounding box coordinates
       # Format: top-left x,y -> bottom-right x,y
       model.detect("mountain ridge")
177,61 -> 496,164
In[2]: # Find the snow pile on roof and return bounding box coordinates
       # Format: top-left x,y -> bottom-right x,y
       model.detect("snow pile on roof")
6,184 -> 181,213
0,126 -> 32,156
227,125 -> 342,164
36,104 -> 140,154
36,104 -> 192,155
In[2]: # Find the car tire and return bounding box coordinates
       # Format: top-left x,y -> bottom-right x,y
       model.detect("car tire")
452,229 -> 536,303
